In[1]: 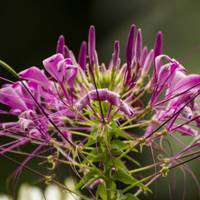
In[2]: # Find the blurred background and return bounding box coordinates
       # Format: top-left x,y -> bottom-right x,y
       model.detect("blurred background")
0,0 -> 199,199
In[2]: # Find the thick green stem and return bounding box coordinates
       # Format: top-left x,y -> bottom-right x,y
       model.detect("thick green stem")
102,125 -> 113,200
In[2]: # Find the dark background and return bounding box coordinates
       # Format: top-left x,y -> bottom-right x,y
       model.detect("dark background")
0,0 -> 200,199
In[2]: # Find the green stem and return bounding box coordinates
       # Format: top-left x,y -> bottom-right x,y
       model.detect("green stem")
103,125 -> 113,200
134,174 -> 161,197
120,121 -> 150,130
123,174 -> 154,193
0,59 -> 19,78
106,179 -> 112,200
120,105 -> 152,127
130,162 -> 160,174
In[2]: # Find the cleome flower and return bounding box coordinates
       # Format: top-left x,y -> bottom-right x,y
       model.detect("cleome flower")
0,24 -> 199,199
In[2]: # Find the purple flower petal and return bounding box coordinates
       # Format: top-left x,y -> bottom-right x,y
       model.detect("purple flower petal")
168,74 -> 200,97
175,125 -> 198,136
0,138 -> 29,155
88,25 -> 96,66
43,53 -> 64,82
78,41 -> 87,70
154,31 -> 163,58
140,46 -> 148,66
135,29 -> 142,63
126,24 -> 136,69
61,59 -> 78,89
112,40 -> 120,68
0,86 -> 28,111
56,35 -> 65,55
19,67 -> 50,88
76,89 -> 134,117
142,49 -> 154,76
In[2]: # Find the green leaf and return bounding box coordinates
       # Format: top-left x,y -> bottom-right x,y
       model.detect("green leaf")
116,190 -> 125,200
113,158 -> 128,171
97,183 -> 107,200
113,168 -> 137,185
116,131 -> 135,140
84,148 -> 100,163
112,140 -> 127,151
116,190 -> 140,200
84,127 -> 98,147
113,167 -> 149,193
122,176 -> 152,194
123,155 -> 140,166
125,193 -> 140,200
110,181 -> 117,199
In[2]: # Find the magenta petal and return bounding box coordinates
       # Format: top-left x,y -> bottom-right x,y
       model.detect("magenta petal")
144,122 -> 157,137
78,41 -> 87,70
19,67 -> 49,88
56,35 -> 65,55
112,40 -> 120,67
169,71 -> 186,90
168,74 -> 200,96
175,125 -> 198,136
0,86 -> 27,111
58,58 -> 77,88
89,179 -> 104,189
126,24 -> 136,69
125,24 -> 137,85
66,68 -> 77,89
0,109 -> 17,115
76,89 -> 134,116
0,138 -> 29,155
88,25 -> 96,66
154,55 -> 170,80
142,49 -> 154,75
168,93 -> 193,112
135,29 -> 142,62
140,46 -> 148,66
43,53 -> 64,82
157,62 -> 176,87
154,31 -> 163,58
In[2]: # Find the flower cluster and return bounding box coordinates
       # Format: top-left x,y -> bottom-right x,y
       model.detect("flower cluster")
0,24 -> 199,199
